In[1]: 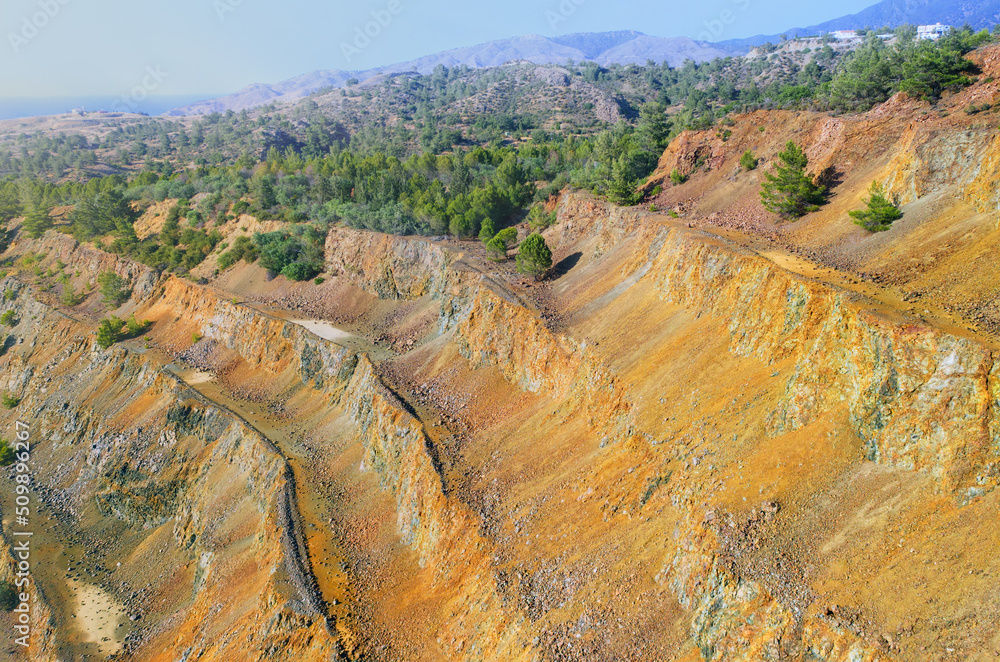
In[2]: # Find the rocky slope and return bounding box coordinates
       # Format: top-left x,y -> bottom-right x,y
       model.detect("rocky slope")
0,274 -> 340,660
315,195 -> 1000,659
644,43 -> 1000,338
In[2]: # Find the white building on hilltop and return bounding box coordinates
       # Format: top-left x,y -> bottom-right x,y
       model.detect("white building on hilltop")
831,30 -> 859,40
917,24 -> 951,40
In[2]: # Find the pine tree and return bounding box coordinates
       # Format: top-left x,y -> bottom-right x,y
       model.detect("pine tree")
760,141 -> 826,220
478,217 -> 497,243
516,234 -> 552,280
849,182 -> 903,232
254,175 -> 277,211
486,228 -> 517,261
98,272 -> 130,307
607,156 -> 641,206
637,102 -> 671,152
61,284 -> 83,307
493,154 -> 534,208
22,203 -> 53,238
96,316 -> 124,349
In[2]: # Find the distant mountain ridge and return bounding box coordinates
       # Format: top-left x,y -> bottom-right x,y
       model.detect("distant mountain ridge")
167,0 -> 1000,117
715,0 -> 1000,51
165,32 -> 725,116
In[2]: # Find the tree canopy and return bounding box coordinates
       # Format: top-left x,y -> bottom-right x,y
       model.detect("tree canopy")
760,142 -> 826,220
516,233 -> 553,280
849,181 -> 903,232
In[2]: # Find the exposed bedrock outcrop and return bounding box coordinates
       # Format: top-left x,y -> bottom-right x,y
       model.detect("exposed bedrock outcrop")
318,192 -> 1000,660
637,225 -> 998,495
325,195 -> 1000,497
645,102 -> 1000,215
144,276 -> 538,660
0,277 -> 341,661
15,231 -> 159,302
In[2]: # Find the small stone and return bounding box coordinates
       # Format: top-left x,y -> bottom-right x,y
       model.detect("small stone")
761,501 -> 780,514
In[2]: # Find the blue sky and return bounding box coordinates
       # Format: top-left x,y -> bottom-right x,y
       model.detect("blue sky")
0,0 -> 876,98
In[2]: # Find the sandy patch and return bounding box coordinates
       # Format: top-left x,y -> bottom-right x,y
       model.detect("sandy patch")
67,578 -> 127,656
291,319 -> 352,343
183,369 -> 215,384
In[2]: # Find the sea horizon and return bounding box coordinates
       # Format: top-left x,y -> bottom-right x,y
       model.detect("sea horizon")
0,95 -> 221,120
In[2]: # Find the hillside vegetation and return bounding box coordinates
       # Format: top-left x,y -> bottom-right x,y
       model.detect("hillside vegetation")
0,26 -> 993,285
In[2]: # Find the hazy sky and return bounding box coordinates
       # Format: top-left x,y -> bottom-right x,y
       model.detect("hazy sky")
1,0 -> 877,98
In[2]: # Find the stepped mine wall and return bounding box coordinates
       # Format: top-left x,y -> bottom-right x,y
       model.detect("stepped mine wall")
0,276 -> 341,660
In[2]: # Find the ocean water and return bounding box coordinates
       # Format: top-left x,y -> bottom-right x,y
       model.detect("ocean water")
0,95 -> 219,120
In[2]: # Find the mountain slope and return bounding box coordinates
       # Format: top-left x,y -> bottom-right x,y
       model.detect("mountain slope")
717,0 -> 1000,50
549,30 -> 647,58
594,34 -> 728,66
165,32 -> 725,116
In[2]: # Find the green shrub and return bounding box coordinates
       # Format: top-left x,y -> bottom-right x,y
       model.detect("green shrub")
0,439 -> 15,468
670,169 -> 686,186
486,228 -> 518,261
760,141 -> 826,219
281,261 -> 320,281
0,580 -> 16,611
0,310 -> 16,327
314,277 -> 326,285
1,393 -> 20,408
516,234 -> 553,280
965,102 -> 992,114
849,182 -> 903,232
97,314 -> 151,350
97,317 -> 124,349
254,230 -> 323,278
126,314 -> 150,337
217,235 -> 258,270
98,271 -> 131,307
740,150 -> 759,171
527,206 -> 557,231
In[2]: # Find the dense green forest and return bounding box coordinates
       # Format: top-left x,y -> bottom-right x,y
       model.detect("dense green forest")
0,25 -> 993,281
